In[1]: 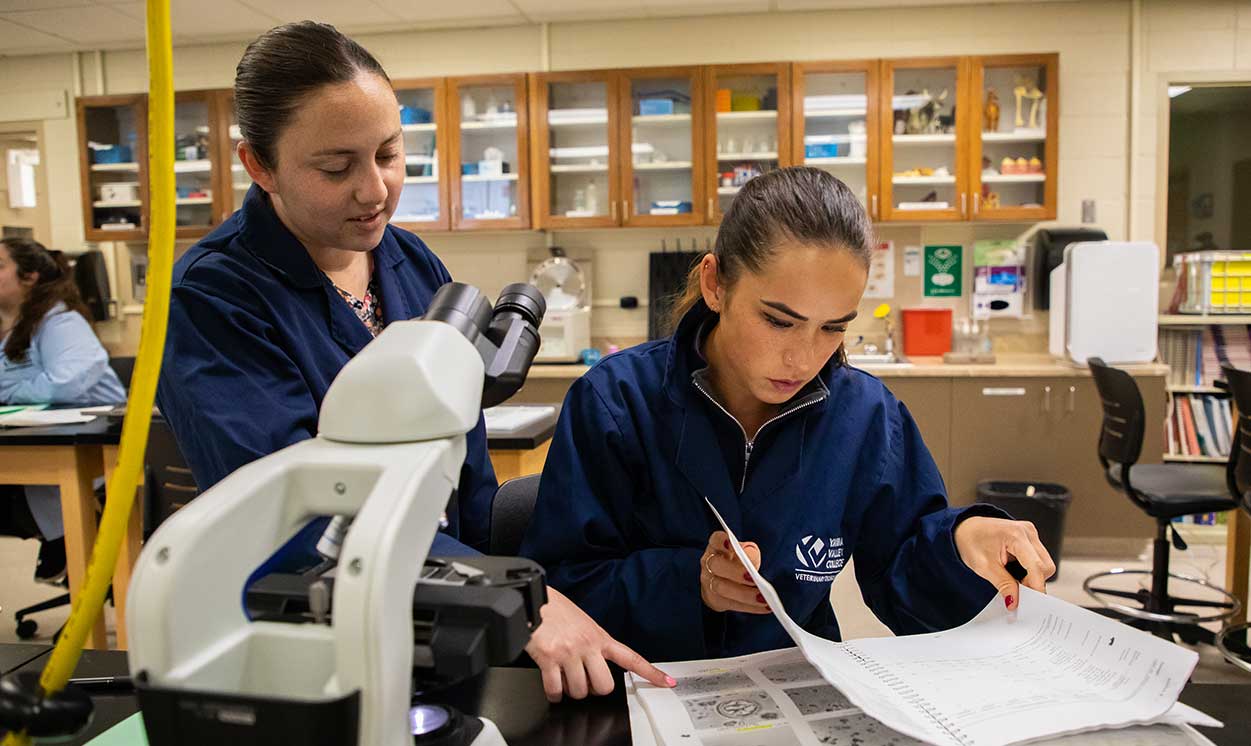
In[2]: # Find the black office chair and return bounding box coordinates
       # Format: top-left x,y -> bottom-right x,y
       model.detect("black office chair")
489,474 -> 541,556
1217,365 -> 1251,674
72,250 -> 113,322
108,356 -> 135,391
13,418 -> 198,639
1083,358 -> 1242,643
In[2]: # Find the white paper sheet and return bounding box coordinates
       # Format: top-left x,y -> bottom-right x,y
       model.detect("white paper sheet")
0,409 -> 96,427
627,647 -> 1216,746
699,499 -> 1208,746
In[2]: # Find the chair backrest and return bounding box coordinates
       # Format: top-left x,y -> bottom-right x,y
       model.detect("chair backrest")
1222,365 -> 1251,514
144,418 -> 199,538
108,356 -> 135,391
489,474 -> 542,556
1087,357 -> 1146,468
72,250 -> 112,322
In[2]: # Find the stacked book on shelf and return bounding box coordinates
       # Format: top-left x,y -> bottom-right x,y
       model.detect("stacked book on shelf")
1166,392 -> 1232,459
1159,325 -> 1251,388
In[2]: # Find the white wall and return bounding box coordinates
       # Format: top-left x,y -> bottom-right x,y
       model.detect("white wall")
4,0 -> 1251,346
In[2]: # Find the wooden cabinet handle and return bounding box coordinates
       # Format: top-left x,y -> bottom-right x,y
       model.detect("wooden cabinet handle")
610,200 -> 617,222
624,200 -> 630,219
961,192 -> 967,218
871,194 -> 878,219
708,197 -> 714,217
1043,385 -> 1052,412
973,192 -> 980,216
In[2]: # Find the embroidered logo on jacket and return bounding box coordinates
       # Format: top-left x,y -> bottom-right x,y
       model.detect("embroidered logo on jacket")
794,535 -> 845,583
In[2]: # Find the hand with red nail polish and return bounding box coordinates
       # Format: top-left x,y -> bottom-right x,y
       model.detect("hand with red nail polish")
701,530 -> 770,615
953,516 -> 1057,614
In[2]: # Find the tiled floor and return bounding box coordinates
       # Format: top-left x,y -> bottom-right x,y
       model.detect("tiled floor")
1,535 -> 1247,683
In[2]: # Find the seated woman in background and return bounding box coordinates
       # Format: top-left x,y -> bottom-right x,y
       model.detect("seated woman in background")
0,237 -> 126,583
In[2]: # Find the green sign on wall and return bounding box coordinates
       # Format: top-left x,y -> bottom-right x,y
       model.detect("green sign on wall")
923,245 -> 963,297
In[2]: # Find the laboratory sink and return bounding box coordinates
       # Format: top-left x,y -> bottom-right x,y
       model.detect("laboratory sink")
846,352 -> 911,367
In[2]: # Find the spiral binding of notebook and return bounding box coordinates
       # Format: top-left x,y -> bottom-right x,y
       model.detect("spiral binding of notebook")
839,644 -> 972,746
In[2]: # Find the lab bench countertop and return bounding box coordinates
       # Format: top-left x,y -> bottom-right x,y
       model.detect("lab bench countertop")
529,353 -> 1170,380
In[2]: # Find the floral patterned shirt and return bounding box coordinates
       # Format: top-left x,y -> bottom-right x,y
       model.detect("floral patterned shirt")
334,280 -> 384,337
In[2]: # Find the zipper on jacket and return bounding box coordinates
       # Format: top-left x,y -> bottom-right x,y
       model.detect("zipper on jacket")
691,377 -> 827,493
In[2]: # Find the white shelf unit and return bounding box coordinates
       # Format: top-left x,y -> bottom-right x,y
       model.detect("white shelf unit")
90,162 -> 139,172
551,164 -> 609,173
460,119 -> 518,131
804,109 -> 867,119
633,161 -> 694,171
461,173 -> 519,182
716,111 -> 777,122
1159,314 -> 1251,326
404,176 -> 438,185
632,114 -> 691,126
893,175 -> 956,185
401,123 -> 437,133
982,130 -> 1046,143
982,173 -> 1046,183
806,156 -> 867,166
717,152 -> 778,162
892,134 -> 957,145
93,200 -> 141,208
172,159 -> 212,173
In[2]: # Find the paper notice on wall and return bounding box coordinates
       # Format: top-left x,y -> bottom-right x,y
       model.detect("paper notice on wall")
864,241 -> 895,299
903,246 -> 922,277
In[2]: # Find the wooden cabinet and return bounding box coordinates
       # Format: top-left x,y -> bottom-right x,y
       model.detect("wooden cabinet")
968,54 -> 1058,221
172,91 -> 226,240
883,378 -> 953,481
704,63 -> 792,223
78,95 -> 148,242
392,78 -> 451,232
619,66 -> 706,227
947,376 -> 1164,541
879,56 -> 971,222
446,74 -> 531,231
529,70 -> 623,229
791,60 -> 881,220
213,91 -> 247,223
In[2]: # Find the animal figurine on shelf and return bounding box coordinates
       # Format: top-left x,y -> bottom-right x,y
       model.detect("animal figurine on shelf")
984,89 -> 1001,132
904,88 -> 949,134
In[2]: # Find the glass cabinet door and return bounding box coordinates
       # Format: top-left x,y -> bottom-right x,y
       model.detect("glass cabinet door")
707,64 -> 790,223
620,68 -> 704,226
392,81 -> 448,231
79,96 -> 147,241
173,93 -> 218,238
218,93 -> 252,216
793,61 -> 878,219
880,58 -> 968,222
532,73 -> 618,229
449,75 -> 530,230
970,54 -> 1057,221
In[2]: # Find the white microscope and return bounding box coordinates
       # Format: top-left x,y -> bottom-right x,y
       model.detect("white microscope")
125,282 -> 548,746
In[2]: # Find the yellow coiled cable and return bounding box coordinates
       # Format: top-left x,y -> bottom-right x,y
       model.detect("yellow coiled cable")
1,0 -> 173,742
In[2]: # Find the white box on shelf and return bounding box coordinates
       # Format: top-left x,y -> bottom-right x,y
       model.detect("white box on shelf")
99,182 -> 139,202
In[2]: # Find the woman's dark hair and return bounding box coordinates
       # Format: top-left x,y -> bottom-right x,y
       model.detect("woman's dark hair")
235,21 -> 392,170
667,166 -> 875,332
1,238 -> 94,363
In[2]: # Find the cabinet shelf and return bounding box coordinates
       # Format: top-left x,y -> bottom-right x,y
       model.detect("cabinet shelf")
172,159 -> 212,173
460,118 -> 518,131
405,155 -> 437,165
175,197 -> 213,205
548,110 -> 609,127
982,130 -> 1046,143
806,156 -> 867,166
717,152 -> 778,162
93,200 -> 141,208
892,134 -> 956,145
982,173 -> 1045,183
401,123 -> 437,133
404,176 -> 438,184
90,162 -> 139,172
633,161 -> 693,171
461,173 -> 518,182
1163,454 -> 1227,464
551,164 -> 609,173
1167,385 -> 1224,394
1159,314 -> 1251,325
718,186 -> 742,195
633,114 -> 691,126
893,175 -> 956,185
805,109 -> 867,119
716,110 -> 777,122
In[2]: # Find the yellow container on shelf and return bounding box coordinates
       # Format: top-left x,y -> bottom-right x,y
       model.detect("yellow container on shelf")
716,89 -> 732,113
730,93 -> 760,111
1174,250 -> 1251,314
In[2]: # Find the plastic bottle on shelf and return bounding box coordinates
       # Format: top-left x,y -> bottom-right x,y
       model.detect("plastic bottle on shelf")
585,181 -> 599,214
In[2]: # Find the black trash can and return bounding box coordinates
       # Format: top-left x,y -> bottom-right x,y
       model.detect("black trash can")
975,481 -> 1071,580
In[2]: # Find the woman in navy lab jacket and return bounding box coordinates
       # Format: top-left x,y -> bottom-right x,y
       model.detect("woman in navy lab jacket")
521,167 -> 1056,663
157,21 -> 673,702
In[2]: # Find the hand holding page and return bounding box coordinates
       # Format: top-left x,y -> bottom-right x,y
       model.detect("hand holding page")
704,498 -> 1204,746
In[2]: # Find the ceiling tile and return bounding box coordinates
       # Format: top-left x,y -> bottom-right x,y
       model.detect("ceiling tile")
643,0 -> 768,17
512,0 -> 645,22
166,0 -> 278,39
0,0 -> 92,10
2,3 -> 142,44
373,0 -> 523,24
0,15 -> 72,51
240,0 -> 398,29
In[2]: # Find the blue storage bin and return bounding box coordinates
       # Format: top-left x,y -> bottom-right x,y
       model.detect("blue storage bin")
461,162 -> 479,176
93,145 -> 132,164
639,98 -> 675,116
400,106 -> 432,124
804,143 -> 841,159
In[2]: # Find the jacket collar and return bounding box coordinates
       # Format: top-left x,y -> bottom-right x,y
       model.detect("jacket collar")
237,184 -> 413,355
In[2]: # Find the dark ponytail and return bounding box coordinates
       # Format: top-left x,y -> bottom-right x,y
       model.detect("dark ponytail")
666,167 -> 875,332
1,238 -> 94,363
235,21 -> 392,170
